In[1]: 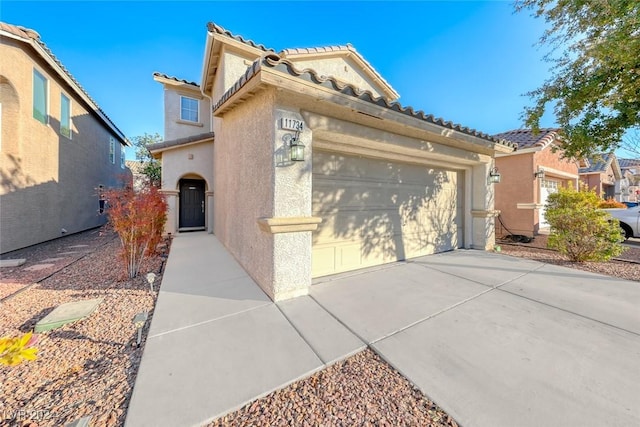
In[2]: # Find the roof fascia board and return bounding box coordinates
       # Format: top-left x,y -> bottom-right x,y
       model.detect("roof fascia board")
200,32 -> 215,95
496,146 -> 543,157
201,31 -> 264,95
148,137 -> 214,155
3,29 -> 129,145
153,74 -> 200,91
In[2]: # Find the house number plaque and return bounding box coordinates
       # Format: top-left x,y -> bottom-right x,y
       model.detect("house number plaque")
280,118 -> 304,132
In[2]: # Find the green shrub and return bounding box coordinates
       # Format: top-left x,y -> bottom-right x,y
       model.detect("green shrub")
545,185 -> 624,262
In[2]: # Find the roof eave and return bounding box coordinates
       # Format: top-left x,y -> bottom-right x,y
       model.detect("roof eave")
201,31 -> 266,95
280,48 -> 399,101
214,66 -> 513,155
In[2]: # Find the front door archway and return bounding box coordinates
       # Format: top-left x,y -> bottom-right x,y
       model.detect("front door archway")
179,179 -> 206,230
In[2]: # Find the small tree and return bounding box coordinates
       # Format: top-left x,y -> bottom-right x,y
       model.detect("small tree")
545,185 -> 624,262
106,186 -> 168,279
132,133 -> 163,188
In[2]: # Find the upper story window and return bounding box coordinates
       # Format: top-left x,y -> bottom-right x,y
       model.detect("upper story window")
60,93 -> 71,139
109,137 -> 115,164
33,69 -> 48,124
180,96 -> 199,122
121,145 -> 126,169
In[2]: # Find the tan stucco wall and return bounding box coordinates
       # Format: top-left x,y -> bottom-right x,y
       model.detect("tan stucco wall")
214,88 -> 277,298
289,56 -> 385,98
0,37 -> 126,253
159,141 -> 214,234
163,85 -> 211,141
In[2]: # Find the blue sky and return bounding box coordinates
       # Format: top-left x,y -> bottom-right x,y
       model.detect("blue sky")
4,1 -> 556,159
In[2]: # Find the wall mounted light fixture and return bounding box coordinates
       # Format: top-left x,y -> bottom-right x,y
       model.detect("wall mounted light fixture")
287,131 -> 305,162
488,167 -> 501,184
534,167 -> 545,180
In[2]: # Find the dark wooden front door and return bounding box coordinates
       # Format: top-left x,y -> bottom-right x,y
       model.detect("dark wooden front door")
179,179 -> 205,229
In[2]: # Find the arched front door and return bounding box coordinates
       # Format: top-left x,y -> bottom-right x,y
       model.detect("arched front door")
179,179 -> 205,230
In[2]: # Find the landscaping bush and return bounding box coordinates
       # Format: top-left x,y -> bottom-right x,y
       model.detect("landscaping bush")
597,198 -> 627,209
0,332 -> 38,366
545,185 -> 624,262
105,186 -> 168,278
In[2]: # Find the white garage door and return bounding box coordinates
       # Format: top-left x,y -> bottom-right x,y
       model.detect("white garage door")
312,152 -> 464,277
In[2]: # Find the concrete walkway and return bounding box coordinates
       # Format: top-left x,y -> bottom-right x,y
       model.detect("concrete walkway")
126,232 -> 640,427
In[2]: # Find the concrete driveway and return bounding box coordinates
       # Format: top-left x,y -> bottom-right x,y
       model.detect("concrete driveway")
127,233 -> 640,427
311,250 -> 640,427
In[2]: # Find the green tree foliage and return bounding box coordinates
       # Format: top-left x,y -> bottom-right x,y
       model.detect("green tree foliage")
516,0 -> 640,158
132,132 -> 163,187
545,185 -> 624,262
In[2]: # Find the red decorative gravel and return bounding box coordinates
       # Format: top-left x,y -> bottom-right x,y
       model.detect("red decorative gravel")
1,227 -> 168,426
208,349 -> 458,427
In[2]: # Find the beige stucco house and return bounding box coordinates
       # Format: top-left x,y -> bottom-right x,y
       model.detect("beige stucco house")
149,22 -> 515,301
493,129 -> 580,237
0,22 -> 129,254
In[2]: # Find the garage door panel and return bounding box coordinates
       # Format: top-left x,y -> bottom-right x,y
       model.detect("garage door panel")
312,152 -> 463,277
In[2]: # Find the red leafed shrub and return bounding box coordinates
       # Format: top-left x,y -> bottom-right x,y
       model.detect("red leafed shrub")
597,197 -> 627,209
105,186 -> 168,279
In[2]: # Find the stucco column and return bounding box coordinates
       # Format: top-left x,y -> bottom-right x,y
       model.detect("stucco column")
206,191 -> 214,233
161,189 -> 179,236
470,162 -> 498,250
256,109 -> 321,301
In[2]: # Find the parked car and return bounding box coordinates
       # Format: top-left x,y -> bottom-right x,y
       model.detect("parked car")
604,207 -> 640,239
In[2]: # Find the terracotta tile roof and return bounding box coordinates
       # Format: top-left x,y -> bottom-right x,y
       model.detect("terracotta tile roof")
125,160 -> 147,174
213,54 -> 515,148
279,44 -> 399,100
579,152 -> 615,174
206,22 -> 274,52
152,72 -> 199,87
0,22 -> 128,145
492,128 -> 560,150
147,132 -> 215,153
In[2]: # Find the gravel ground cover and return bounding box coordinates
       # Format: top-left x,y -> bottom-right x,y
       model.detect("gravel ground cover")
2,228 -> 637,427
498,234 -> 640,282
1,227 -> 167,427
208,349 -> 458,427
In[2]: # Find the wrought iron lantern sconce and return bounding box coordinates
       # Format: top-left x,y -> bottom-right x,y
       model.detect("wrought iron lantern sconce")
287,131 -> 305,162
534,167 -> 545,180
488,167 -> 501,184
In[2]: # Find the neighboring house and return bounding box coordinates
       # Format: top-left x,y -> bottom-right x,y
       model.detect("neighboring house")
493,129 -> 580,236
149,22 -> 516,301
579,152 -> 623,200
0,22 -> 129,254
619,158 -> 640,202
125,160 -> 148,192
